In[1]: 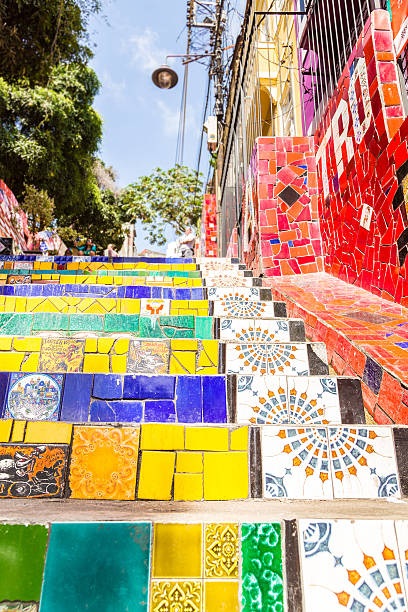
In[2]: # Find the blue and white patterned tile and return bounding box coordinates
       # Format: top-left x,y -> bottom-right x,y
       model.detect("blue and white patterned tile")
208,287 -> 262,301
219,319 -> 290,342
300,519 -> 406,611
236,375 -> 288,424
328,426 -> 400,499
213,298 -> 276,318
204,276 -> 255,288
4,372 -> 63,420
395,521 -> 408,601
226,343 -> 309,375
288,376 -> 341,425
262,426 -> 333,499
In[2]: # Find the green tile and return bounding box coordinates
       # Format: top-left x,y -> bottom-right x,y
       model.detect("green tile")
195,316 -> 213,339
32,312 -> 69,331
241,523 -> 283,612
0,313 -> 32,335
104,314 -> 140,333
0,524 -> 48,601
172,329 -> 194,338
139,317 -> 164,338
159,316 -> 194,328
68,314 -> 104,331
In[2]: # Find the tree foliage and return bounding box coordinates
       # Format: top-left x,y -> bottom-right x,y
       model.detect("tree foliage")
121,166 -> 203,246
20,184 -> 55,236
0,0 -> 101,85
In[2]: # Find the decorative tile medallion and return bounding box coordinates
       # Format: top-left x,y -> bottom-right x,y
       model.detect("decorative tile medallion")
38,338 -> 84,373
288,376 -> 341,425
150,581 -> 201,612
220,319 -> 290,342
226,343 -> 309,375
208,287 -> 262,301
204,523 -> 239,578
68,426 -> 139,499
236,375 -> 288,424
5,373 -> 63,420
127,341 -> 169,375
0,444 -> 68,498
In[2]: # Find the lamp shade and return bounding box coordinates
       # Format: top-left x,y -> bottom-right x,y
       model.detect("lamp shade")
151,65 -> 179,89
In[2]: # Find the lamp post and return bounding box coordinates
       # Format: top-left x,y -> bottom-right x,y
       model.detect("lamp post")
151,54 -> 214,89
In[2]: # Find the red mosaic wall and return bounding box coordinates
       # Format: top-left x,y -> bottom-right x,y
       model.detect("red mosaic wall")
251,136 -> 323,277
0,180 -> 30,251
198,193 -> 217,257
315,9 -> 408,305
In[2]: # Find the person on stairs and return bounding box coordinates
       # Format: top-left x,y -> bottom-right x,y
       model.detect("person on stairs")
179,224 -> 196,257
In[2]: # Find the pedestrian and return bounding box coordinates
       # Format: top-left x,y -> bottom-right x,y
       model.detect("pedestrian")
179,225 -> 196,258
105,243 -> 118,257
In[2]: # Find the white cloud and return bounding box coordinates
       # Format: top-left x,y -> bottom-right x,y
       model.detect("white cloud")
100,71 -> 126,103
126,27 -> 168,72
156,100 -> 199,138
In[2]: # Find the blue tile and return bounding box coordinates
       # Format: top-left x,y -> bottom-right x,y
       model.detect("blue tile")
125,286 -> 150,299
40,523 -> 151,612
60,374 -> 93,421
202,376 -> 227,423
191,288 -> 204,300
151,287 -> 161,299
175,376 -> 202,422
90,400 -> 143,422
175,288 -> 191,300
363,356 -> 383,395
93,375 -> 123,399
144,400 -> 176,422
162,288 -> 174,299
0,372 -> 9,417
123,375 -> 175,399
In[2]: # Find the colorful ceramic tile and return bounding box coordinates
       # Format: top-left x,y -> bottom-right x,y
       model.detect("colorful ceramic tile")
38,338 -> 84,373
0,605 -> 38,611
127,341 -> 169,375
395,521 -> 408,598
68,426 -> 139,499
220,319 -> 291,342
288,376 -> 341,425
40,522 -> 150,611
328,426 -> 400,499
152,523 -> 202,578
262,426 -> 333,499
236,375 -> 288,424
139,298 -> 170,316
241,523 -> 284,612
204,523 -> 239,578
0,444 -> 68,498
0,524 -> 48,602
205,276 -> 255,288
213,298 -> 276,318
208,287 -> 263,301
226,343 -> 309,375
300,520 -> 406,611
4,373 -> 63,420
150,581 -> 201,611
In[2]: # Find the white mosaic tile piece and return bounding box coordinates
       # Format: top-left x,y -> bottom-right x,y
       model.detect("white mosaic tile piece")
288,376 -> 341,425
300,519 -> 406,611
139,299 -> 170,316
262,426 -> 332,499
328,426 -> 400,499
213,299 -> 276,318
226,343 -> 309,375
220,319 -> 290,342
236,375 -> 288,424
395,521 -> 408,599
205,276 -> 255,288
207,287 -> 263,301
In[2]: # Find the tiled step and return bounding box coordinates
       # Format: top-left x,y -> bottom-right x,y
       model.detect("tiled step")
1,274 -> 206,287
218,318 -> 306,342
2,268 -> 204,278
0,371 -> 366,426
0,283 -> 209,299
3,518 -> 408,611
0,421 -> 407,501
0,336 -> 328,375
2,261 -> 201,272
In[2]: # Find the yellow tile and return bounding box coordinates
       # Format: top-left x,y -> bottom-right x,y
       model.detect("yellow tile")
111,354 -> 127,373
174,473 -> 203,501
21,353 -> 39,372
0,419 -> 13,442
0,337 -> 12,350
25,421 -> 73,444
83,354 -> 110,373
13,338 -> 42,352
65,275 -> 79,284
99,276 -> 113,285
203,452 -> 248,500
97,338 -> 115,354
176,452 -> 203,473
141,424 -> 184,450
113,339 -> 130,354
190,300 -> 207,309
84,338 -> 98,353
11,420 -> 26,442
4,297 -> 16,311
83,302 -> 106,315
201,340 -> 218,365
0,352 -> 24,371
198,309 -> 208,316
153,523 -> 202,578
169,352 -> 196,375
14,298 -> 27,313
119,300 -> 139,314
138,451 -> 175,500
171,339 -> 198,351
178,309 -> 193,315
185,427 -> 229,451
205,582 -> 239,612
230,427 -> 248,450
199,365 -> 218,375
170,300 -> 182,309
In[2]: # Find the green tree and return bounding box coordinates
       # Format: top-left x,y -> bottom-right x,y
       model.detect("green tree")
0,63 -> 102,219
0,0 -> 102,85
121,165 -> 203,246
20,184 -> 55,236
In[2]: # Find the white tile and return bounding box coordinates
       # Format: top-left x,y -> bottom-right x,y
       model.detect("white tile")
220,319 -> 290,342
226,343 -> 309,375
288,376 -> 341,425
236,375 -> 288,424
213,299 -> 276,318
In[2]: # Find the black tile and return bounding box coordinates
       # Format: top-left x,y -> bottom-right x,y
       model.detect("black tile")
231,257 -> 239,263
213,317 -> 220,340
289,320 -> 306,342
249,427 -> 262,498
252,278 -> 262,287
238,264 -> 246,270
273,302 -> 287,317
244,270 -> 253,277
278,185 -> 301,207
284,520 -> 304,612
208,301 -> 214,316
259,288 -> 272,301
218,342 -> 226,374
362,356 -> 383,395
226,374 -> 237,423
337,378 -> 365,424
393,428 -> 408,497
307,344 -> 329,375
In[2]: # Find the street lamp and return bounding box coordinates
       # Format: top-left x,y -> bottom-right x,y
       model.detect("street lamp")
151,54 -> 214,89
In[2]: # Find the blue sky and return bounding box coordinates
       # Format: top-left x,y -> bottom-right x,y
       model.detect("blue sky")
89,0 -> 213,252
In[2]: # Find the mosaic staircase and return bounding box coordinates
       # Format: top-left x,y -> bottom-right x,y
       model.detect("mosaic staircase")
0,254 -> 407,611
